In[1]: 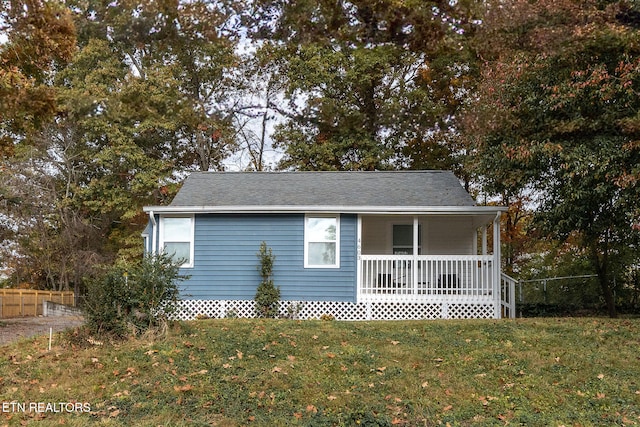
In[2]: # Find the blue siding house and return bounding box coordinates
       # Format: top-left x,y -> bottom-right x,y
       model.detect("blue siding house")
143,171 -> 515,320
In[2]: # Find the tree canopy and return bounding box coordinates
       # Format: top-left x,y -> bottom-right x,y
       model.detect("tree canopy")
462,0 -> 640,316
0,0 -> 639,316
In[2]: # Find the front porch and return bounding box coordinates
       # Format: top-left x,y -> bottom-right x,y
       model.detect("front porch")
359,255 -> 494,299
356,213 -> 513,318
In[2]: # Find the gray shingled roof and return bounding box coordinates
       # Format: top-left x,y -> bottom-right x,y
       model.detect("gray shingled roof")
168,171 -> 476,208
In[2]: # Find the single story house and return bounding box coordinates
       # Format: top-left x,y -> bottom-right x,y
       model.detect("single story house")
143,171 -> 516,320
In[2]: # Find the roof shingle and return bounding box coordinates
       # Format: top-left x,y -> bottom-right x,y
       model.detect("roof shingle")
169,171 -> 476,208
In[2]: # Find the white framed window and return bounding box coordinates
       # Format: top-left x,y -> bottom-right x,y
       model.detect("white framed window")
392,224 -> 421,255
305,215 -> 340,268
142,233 -> 149,254
159,216 -> 194,268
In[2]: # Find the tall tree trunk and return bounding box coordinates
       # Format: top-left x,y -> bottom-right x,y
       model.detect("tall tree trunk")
590,239 -> 617,318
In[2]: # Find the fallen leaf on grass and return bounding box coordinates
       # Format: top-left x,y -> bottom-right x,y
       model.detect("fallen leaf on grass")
306,405 -> 318,413
112,390 -> 130,398
391,341 -> 399,345
443,405 -> 453,411
174,384 -> 194,392
327,395 -> 337,401
272,366 -> 282,373
597,373 -> 605,379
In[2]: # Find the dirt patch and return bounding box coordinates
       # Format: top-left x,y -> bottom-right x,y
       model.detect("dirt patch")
0,316 -> 84,346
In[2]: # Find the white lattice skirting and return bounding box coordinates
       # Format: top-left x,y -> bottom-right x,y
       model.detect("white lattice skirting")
174,300 -> 498,321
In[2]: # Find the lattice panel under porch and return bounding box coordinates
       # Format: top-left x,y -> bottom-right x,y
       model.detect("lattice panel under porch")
368,302 -> 443,320
175,300 -> 497,320
446,303 -> 495,319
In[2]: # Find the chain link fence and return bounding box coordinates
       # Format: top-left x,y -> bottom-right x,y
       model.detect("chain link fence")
517,275 -> 601,316
516,274 -> 640,316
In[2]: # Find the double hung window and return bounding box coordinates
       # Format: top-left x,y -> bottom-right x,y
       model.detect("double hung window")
305,216 -> 339,268
160,216 -> 194,268
392,224 -> 421,255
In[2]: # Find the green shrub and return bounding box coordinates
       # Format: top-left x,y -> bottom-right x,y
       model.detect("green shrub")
255,241 -> 280,318
84,252 -> 186,338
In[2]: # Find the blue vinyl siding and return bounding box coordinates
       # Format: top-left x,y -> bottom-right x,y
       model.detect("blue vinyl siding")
179,214 -> 357,302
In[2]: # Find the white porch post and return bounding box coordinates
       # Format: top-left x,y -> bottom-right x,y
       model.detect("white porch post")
357,215 -> 362,302
472,229 -> 478,255
412,216 -> 419,294
493,212 -> 502,318
482,226 -> 488,256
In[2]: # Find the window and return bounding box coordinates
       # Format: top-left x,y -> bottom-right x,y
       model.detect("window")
305,216 -> 339,268
160,216 -> 194,267
142,234 -> 149,254
393,224 -> 421,255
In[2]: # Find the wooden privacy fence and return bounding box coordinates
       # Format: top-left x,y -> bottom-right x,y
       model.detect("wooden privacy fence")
0,290 -> 75,318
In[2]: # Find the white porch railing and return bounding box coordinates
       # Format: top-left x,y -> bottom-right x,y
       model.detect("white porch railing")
500,273 -> 517,319
359,255 -> 495,302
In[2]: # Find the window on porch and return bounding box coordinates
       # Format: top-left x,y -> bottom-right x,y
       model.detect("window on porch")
392,224 -> 421,255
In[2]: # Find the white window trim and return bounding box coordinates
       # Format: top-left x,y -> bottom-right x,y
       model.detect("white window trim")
304,214 -> 340,269
142,233 -> 149,255
159,215 -> 194,268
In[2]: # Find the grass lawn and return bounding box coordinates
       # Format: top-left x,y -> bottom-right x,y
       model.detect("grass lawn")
1,317 -> 639,426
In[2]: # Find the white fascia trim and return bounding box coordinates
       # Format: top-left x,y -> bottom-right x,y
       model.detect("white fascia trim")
143,205 -> 508,215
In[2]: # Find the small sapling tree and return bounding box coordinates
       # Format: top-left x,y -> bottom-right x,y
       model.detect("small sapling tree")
255,241 -> 280,318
